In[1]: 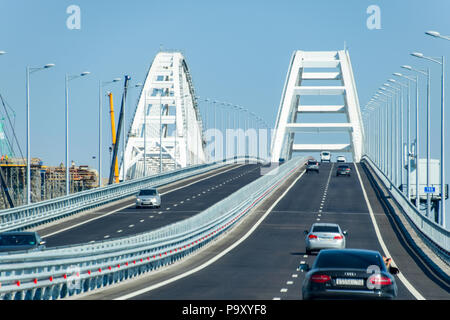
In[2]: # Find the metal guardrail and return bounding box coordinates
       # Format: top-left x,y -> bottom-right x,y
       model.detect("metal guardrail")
362,155 -> 449,255
0,157 -> 261,233
0,157 -> 305,300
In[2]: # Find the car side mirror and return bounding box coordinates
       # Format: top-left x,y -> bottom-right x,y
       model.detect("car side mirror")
298,263 -> 310,272
389,266 -> 399,275
343,230 -> 348,236
303,230 -> 309,235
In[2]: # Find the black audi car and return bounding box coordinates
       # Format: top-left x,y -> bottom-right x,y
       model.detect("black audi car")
300,249 -> 399,300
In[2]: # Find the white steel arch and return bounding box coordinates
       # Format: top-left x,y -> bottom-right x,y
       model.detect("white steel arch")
121,51 -> 205,179
271,50 -> 365,162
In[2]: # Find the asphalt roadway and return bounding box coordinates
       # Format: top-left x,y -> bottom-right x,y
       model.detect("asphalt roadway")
83,162 -> 448,300
39,163 -> 264,247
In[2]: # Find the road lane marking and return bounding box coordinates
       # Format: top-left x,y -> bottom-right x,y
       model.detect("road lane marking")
113,166 -> 306,300
354,163 -> 425,300
280,288 -> 288,293
41,164 -> 245,239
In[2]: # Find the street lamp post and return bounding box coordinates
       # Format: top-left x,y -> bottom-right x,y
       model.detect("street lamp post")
26,63 -> 55,204
401,66 -> 429,213
388,79 -> 407,190
65,71 -> 90,195
411,52 -> 445,226
424,31 -> 449,226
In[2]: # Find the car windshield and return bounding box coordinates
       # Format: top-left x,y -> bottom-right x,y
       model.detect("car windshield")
312,226 -> 339,233
139,189 -> 157,196
314,251 -> 384,270
322,152 -> 330,156
0,234 -> 37,246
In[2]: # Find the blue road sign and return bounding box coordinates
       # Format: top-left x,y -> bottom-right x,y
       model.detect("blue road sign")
424,186 -> 436,193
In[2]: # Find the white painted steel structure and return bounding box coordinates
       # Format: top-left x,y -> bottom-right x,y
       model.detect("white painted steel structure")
271,50 -> 365,162
121,52 -> 205,180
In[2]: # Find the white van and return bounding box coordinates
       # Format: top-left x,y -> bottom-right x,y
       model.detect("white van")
320,151 -> 331,162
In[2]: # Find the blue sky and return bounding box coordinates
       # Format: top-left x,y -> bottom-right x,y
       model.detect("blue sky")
1,0 -> 450,223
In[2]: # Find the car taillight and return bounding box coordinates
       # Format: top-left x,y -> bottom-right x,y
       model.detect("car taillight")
369,275 -> 392,286
308,234 -> 317,239
334,235 -> 343,240
311,274 -> 331,283
346,168 -> 350,171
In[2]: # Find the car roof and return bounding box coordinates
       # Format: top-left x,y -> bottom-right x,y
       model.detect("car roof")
140,188 -> 157,191
312,223 -> 340,227
0,231 -> 37,236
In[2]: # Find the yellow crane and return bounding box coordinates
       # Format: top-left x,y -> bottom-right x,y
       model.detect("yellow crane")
108,92 -> 119,183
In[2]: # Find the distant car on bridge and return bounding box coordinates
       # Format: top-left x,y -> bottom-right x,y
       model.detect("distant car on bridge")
299,249 -> 399,300
336,155 -> 346,163
0,231 -> 46,253
136,188 -> 161,208
336,165 -> 351,177
320,151 -> 331,162
306,160 -> 320,173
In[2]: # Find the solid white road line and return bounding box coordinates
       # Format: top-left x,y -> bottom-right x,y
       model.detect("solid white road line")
354,163 -> 425,300
114,167 -> 307,300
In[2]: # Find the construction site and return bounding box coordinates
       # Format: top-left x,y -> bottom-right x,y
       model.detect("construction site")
0,93 -> 99,210
0,157 -> 98,209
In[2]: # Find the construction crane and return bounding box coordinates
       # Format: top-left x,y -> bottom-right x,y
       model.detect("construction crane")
108,76 -> 130,185
108,92 -> 119,183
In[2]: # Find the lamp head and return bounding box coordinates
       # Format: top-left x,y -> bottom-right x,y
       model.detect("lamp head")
425,30 -> 441,38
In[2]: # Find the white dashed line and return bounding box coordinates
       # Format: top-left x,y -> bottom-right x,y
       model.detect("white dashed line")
280,288 -> 288,293
104,235 -> 110,239
128,224 -> 134,228
286,281 -> 294,285
117,230 -> 123,233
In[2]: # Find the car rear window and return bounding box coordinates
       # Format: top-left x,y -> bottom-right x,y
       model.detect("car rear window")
338,165 -> 349,169
139,189 -> 157,196
314,251 -> 384,270
308,160 -> 317,164
0,234 -> 36,246
312,226 -> 339,233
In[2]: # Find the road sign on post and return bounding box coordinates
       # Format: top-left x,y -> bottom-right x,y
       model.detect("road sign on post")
424,186 -> 435,193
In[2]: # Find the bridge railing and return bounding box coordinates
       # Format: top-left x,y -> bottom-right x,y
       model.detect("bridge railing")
362,155 -> 449,257
0,157 -> 262,233
0,156 -> 305,300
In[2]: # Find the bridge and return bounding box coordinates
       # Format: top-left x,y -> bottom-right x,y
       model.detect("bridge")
0,50 -> 448,301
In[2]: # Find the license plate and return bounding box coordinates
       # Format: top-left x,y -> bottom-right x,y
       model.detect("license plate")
336,278 -> 364,286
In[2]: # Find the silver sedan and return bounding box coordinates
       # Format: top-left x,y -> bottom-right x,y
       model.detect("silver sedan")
136,188 -> 161,208
304,223 -> 347,254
